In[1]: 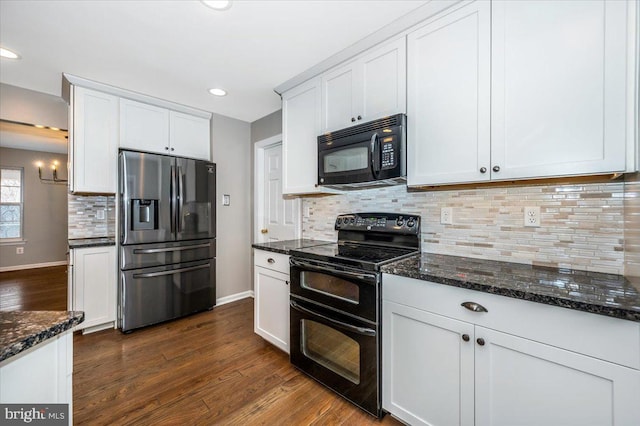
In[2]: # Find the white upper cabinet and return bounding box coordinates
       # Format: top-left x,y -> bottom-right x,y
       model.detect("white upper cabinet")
408,0 -> 635,187
321,37 -> 406,133
491,0 -> 629,180
282,77 -> 329,195
120,98 -> 211,160
70,86 -> 119,194
407,0 -> 491,186
119,98 -> 170,154
169,111 -> 211,160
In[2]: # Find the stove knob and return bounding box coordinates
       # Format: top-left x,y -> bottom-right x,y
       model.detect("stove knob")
337,218 -> 343,225
396,219 -> 404,227
407,220 -> 415,228
350,218 -> 355,224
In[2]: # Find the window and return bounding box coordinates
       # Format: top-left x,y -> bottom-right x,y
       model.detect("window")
0,167 -> 23,241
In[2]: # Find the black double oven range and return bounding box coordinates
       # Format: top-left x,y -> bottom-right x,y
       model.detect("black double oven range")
289,212 -> 420,417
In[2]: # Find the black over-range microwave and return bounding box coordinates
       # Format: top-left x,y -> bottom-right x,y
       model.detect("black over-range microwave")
318,113 -> 406,189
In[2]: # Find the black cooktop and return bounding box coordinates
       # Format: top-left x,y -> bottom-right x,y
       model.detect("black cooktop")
290,213 -> 421,271
290,242 -> 419,271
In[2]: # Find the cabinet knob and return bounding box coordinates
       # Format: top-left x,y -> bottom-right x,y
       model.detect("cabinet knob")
267,258 -> 275,264
462,334 -> 470,342
261,229 -> 268,234
480,167 -> 487,174
351,117 -> 356,122
285,280 -> 290,285
461,301 -> 488,313
493,165 -> 500,173
170,148 -> 175,152
477,338 -> 485,346
357,115 -> 362,120
165,147 -> 169,151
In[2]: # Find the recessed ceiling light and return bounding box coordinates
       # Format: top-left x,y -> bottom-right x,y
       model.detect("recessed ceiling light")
201,0 -> 232,11
0,47 -> 20,59
208,88 -> 227,97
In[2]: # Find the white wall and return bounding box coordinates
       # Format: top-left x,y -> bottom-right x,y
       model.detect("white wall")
211,113 -> 253,300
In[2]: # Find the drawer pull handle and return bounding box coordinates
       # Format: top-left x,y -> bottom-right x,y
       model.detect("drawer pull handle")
285,280 -> 289,285
462,334 -> 470,342
461,301 -> 488,313
267,258 -> 275,264
477,338 -> 485,346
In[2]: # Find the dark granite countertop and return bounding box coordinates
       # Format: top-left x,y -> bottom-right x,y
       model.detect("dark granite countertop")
381,253 -> 640,323
0,311 -> 85,363
68,237 -> 116,248
252,239 -> 333,255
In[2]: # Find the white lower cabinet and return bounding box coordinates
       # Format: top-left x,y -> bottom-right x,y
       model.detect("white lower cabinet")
254,250 -> 290,353
70,246 -> 117,333
382,274 -> 640,426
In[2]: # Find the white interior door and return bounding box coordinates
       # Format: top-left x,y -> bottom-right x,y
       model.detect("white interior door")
259,143 -> 299,242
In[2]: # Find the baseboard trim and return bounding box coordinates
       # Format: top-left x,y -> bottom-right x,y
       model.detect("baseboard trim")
0,261 -> 68,273
216,290 -> 254,306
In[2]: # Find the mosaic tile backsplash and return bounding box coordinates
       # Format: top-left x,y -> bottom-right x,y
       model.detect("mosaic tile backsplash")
625,173 -> 640,277
68,194 -> 116,239
302,179 -> 634,275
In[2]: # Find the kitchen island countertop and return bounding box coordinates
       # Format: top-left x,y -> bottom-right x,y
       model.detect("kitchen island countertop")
382,253 -> 640,323
0,311 -> 85,363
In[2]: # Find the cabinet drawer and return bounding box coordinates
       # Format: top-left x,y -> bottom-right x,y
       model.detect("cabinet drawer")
254,250 -> 290,275
383,274 -> 640,370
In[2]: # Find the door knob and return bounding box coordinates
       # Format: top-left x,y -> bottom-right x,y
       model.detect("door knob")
261,229 -> 268,234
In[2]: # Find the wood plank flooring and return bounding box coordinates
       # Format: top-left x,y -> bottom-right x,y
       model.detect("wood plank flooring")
0,265 -> 67,311
74,298 -> 402,425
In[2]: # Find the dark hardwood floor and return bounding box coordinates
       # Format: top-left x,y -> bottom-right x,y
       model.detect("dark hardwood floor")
74,298 -> 402,425
0,265 -> 67,311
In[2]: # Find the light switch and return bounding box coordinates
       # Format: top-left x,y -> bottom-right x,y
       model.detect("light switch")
223,194 -> 230,206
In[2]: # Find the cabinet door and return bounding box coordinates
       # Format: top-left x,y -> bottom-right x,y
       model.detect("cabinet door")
407,0 -> 491,186
119,98 -> 170,154
383,300 -> 475,426
73,246 -> 116,330
321,62 -> 357,132
71,86 -> 118,193
491,0 -> 628,180
169,111 -> 211,160
282,78 -> 325,195
360,37 -> 407,124
254,265 -> 290,353
475,327 -> 640,426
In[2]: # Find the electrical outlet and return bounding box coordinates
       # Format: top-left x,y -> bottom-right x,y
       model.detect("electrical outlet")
16,247 -> 24,254
524,206 -> 541,227
97,209 -> 105,220
440,207 -> 453,225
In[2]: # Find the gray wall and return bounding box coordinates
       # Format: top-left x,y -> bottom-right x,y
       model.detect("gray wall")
250,110 -> 282,143
0,148 -> 68,269
0,83 -> 68,129
212,113 -> 253,300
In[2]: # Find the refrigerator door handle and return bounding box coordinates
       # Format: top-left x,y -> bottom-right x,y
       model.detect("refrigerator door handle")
170,165 -> 177,235
132,263 -> 210,279
133,242 -> 211,254
177,166 -> 184,233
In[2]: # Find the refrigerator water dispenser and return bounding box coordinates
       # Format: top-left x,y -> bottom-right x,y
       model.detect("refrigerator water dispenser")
132,199 -> 158,230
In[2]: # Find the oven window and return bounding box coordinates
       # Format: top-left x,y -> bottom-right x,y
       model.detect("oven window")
323,147 -> 368,174
301,319 -> 360,384
301,271 -> 359,304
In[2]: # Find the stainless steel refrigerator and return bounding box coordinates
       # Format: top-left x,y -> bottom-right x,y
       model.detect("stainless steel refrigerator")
119,150 -> 216,332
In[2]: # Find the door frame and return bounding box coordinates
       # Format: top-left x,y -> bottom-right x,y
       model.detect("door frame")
254,134 -> 302,243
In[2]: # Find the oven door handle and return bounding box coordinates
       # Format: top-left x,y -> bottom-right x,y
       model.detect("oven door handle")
289,258 -> 379,285
290,300 -> 376,337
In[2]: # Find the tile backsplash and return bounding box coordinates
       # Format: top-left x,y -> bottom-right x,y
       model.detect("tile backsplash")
68,194 -> 116,239
625,173 -> 640,277
302,179 -> 633,275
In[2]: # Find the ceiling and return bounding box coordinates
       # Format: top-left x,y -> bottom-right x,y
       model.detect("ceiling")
0,0 -> 427,124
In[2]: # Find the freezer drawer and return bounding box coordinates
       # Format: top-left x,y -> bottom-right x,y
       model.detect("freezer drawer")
120,239 -> 215,270
120,259 -> 215,332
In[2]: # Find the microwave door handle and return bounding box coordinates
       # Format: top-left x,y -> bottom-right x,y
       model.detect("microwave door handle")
370,132 -> 381,178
